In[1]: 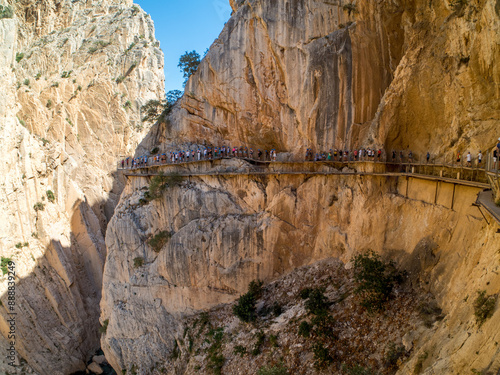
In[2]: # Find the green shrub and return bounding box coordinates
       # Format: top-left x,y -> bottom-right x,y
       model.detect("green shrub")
15,242 -> 22,249
383,342 -> 405,370
41,138 -> 50,146
313,343 -> 333,369
473,290 -> 496,326
33,202 -> 45,211
207,353 -> 224,375
233,345 -> 247,357
23,79 -> 30,86
343,3 -> 357,16
251,331 -> 265,356
116,75 -> 125,84
146,173 -> 183,200
299,287 -> 313,299
51,81 -> 59,87
89,40 -> 111,54
0,5 -> 14,19
35,72 -> 42,80
342,363 -> 377,375
125,42 -> 136,54
298,321 -> 312,337
16,52 -> 24,63
46,99 -> 53,108
272,302 -> 282,316
124,100 -> 132,108
233,292 -> 257,323
46,190 -> 55,203
449,0 -> 468,12
207,327 -> 225,374
257,362 -> 288,375
310,314 -> 336,339
141,90 -> 182,124
1,257 -> 12,275
99,319 -> 109,334
133,257 -> 144,268
305,288 -> 330,316
233,280 -> 263,322
61,70 -> 72,78
413,352 -> 428,374
148,231 -> 171,252
352,250 -> 404,313
178,50 -> 201,85
269,334 -> 279,347
248,279 -> 263,297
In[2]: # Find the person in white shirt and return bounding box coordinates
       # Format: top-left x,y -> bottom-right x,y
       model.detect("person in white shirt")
466,151 -> 472,167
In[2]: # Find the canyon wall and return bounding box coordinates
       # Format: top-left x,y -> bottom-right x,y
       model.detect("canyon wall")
0,0 -> 165,373
102,0 -> 500,373
103,161 -> 500,373
153,0 -> 499,160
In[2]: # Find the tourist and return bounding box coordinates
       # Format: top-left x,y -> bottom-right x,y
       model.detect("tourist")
392,150 -> 396,162
456,151 -> 461,163
494,148 -> 498,170
478,151 -> 482,166
466,152 -> 472,167
426,152 -> 430,163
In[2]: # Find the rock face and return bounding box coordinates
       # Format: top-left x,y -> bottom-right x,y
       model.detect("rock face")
0,0 -> 164,374
102,161 -> 500,373
101,0 -> 500,374
160,0 -> 499,159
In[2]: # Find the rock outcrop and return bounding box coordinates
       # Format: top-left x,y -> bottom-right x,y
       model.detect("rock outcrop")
151,0 -> 499,160
101,0 -> 500,374
0,0 -> 164,374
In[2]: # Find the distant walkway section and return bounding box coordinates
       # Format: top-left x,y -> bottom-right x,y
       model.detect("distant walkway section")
118,156 -> 495,190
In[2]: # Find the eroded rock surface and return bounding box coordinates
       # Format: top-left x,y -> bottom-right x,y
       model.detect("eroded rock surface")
102,0 -> 500,373
0,1 -> 164,374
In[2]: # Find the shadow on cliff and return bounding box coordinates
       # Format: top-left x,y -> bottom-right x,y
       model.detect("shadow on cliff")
0,170 -> 125,375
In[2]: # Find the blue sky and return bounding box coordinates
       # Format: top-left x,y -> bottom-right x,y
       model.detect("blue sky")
135,0 -> 232,93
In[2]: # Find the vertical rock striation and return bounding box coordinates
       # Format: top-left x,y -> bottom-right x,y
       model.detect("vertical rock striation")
102,0 -> 500,373
0,0 -> 165,374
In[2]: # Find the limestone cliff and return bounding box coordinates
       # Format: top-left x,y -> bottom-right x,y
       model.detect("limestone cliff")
0,0 -> 164,374
102,0 -> 500,374
150,0 -> 499,160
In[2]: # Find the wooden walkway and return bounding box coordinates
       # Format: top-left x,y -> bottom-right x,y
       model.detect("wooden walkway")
120,159 -> 493,190
475,191 -> 500,226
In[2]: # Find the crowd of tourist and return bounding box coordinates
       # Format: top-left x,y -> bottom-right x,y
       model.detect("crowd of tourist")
120,146 -> 279,169
119,140 -> 500,171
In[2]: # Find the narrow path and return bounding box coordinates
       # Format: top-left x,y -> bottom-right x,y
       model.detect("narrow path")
119,158 -> 493,189
476,191 -> 500,225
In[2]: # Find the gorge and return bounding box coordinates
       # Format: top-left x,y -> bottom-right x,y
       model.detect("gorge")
0,0 -> 499,374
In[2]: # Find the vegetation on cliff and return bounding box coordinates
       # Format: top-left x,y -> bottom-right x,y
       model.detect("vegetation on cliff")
152,259 -> 435,375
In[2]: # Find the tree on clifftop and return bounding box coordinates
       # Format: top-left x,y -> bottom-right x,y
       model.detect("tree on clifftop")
141,90 -> 183,124
178,50 -> 201,85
